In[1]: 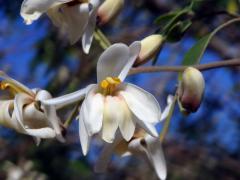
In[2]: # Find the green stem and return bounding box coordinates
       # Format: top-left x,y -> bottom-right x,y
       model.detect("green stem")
63,101 -> 82,128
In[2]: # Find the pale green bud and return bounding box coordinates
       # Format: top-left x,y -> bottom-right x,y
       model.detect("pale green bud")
97,0 -> 124,25
178,67 -> 205,113
135,34 -> 164,66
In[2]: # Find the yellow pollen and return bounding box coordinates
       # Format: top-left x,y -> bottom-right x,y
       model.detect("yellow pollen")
100,77 -> 121,95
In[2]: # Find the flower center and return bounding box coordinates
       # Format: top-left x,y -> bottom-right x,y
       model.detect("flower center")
100,77 -> 121,96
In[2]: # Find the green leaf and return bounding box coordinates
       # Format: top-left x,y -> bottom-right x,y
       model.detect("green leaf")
182,17 -> 240,66
166,20 -> 192,42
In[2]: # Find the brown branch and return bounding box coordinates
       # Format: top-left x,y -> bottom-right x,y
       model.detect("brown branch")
129,59 -> 240,75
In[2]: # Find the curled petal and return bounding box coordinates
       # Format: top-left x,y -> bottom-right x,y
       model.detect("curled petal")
160,95 -> 174,121
144,135 -> 167,180
41,85 -> 94,110
41,104 -> 65,142
0,100 -> 17,129
24,127 -> 56,139
20,0 -> 72,24
119,83 -> 161,124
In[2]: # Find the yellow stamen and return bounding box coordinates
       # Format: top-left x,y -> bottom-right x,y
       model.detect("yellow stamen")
100,77 -> 121,96
0,81 -> 25,96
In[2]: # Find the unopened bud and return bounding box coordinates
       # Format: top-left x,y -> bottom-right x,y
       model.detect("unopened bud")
97,0 -> 124,25
135,34 -> 164,66
178,67 -> 205,113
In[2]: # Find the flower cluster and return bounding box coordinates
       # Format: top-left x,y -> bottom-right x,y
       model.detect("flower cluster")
0,0 -> 209,179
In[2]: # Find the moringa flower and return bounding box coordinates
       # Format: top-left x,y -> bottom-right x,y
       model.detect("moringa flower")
0,71 -> 64,144
95,131 -> 167,180
42,41 -> 162,155
20,0 -> 102,53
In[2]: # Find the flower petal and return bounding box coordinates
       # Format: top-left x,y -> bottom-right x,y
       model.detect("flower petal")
118,98 -> 136,141
144,135 -> 167,180
78,105 -> 91,156
160,95 -> 174,121
119,83 -> 161,124
118,41 -> 141,81
134,116 -> 158,137
0,100 -> 18,129
41,85 -> 94,110
83,86 -> 104,136
20,0 -> 72,24
61,3 -> 91,44
14,93 -> 32,132
24,127 -> 56,139
82,0 -> 102,53
101,96 -> 119,143
97,44 -> 129,82
41,104 -> 65,142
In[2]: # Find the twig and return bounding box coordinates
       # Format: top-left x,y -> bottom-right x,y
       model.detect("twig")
129,59 -> 240,75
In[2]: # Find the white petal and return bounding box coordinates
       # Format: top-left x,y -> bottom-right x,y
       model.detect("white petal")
41,85 -> 94,110
97,44 -> 129,82
41,104 -> 65,142
144,135 -> 167,180
83,87 -> 104,136
14,93 -> 32,132
134,116 -> 158,137
61,3 -> 91,44
119,83 -> 161,124
0,71 -> 34,96
101,96 -> 120,143
160,95 -> 174,121
25,127 -> 56,139
20,0 -> 71,24
78,106 -> 91,156
82,0 -> 101,53
118,41 -> 141,81
0,100 -> 18,129
118,98 -> 136,141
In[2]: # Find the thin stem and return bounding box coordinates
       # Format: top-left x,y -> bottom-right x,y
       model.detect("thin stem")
63,101 -> 82,128
94,28 -> 111,50
129,59 -> 240,75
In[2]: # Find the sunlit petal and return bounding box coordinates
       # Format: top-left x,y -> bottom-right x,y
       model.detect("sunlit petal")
83,86 -> 104,136
160,95 -> 174,121
20,0 -> 72,24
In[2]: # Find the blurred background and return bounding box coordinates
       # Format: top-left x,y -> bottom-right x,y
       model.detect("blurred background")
0,0 -> 240,179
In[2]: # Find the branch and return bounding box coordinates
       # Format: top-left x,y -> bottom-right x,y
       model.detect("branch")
129,59 -> 240,75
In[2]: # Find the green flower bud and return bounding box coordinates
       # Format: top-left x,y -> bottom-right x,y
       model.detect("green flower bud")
97,0 -> 124,25
178,67 -> 205,113
135,34 -> 164,66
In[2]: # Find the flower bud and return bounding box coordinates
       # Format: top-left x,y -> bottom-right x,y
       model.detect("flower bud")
178,67 -> 205,113
135,34 -> 164,66
97,0 -> 124,25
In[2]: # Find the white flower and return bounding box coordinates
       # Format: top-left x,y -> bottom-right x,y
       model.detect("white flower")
20,0 -> 102,53
95,133 -> 167,180
0,71 -> 64,144
42,41 -> 162,155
